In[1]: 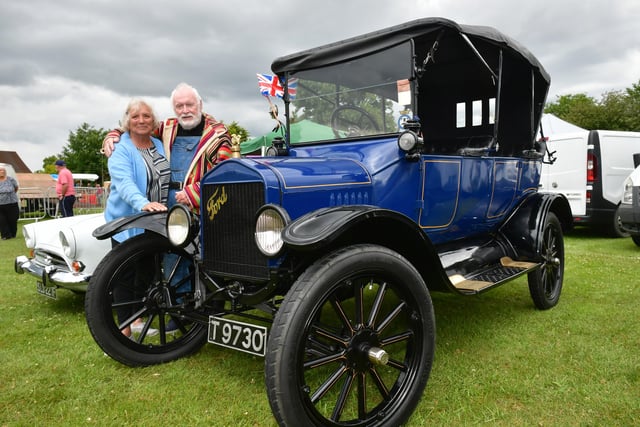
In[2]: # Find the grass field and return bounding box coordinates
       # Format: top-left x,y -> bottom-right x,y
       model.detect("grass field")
1,223 -> 638,426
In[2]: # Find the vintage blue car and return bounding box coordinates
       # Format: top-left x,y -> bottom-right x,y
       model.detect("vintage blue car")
85,17 -> 572,426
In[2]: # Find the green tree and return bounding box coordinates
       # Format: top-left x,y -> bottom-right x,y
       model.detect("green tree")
544,93 -> 600,129
545,79 -> 640,131
597,90 -> 629,130
41,155 -> 58,174
625,81 -> 640,131
47,123 -> 108,181
226,121 -> 250,142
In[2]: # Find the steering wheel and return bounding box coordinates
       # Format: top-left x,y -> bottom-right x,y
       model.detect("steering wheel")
330,105 -> 380,138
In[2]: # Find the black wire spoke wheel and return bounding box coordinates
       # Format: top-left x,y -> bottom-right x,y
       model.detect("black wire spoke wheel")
266,244 -> 435,426
85,233 -> 207,366
330,105 -> 380,138
528,212 -> 565,310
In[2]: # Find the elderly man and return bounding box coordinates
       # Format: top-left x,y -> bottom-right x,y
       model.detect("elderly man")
102,82 -> 232,214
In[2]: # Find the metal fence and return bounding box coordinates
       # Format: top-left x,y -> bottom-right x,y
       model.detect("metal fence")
19,186 -> 106,221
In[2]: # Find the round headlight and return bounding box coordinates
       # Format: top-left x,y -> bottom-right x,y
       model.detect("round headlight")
255,205 -> 289,256
60,229 -> 76,258
167,205 -> 192,247
398,130 -> 418,152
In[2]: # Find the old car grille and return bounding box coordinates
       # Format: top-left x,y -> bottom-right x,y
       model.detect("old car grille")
201,181 -> 269,280
34,250 -> 68,269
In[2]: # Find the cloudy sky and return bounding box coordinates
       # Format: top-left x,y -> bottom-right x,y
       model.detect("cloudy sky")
1,0 -> 638,172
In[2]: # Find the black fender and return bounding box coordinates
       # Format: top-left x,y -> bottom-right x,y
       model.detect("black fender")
92,212 -> 168,240
499,192 -> 572,260
281,205 -> 452,291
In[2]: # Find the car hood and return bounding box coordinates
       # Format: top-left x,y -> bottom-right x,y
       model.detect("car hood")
23,214 -> 105,247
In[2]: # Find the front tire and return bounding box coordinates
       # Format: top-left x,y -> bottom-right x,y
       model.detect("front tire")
608,206 -> 630,238
265,244 -> 435,426
528,213 -> 564,309
85,233 -> 207,367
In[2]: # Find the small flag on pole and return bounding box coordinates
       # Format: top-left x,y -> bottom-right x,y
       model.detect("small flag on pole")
257,74 -> 297,100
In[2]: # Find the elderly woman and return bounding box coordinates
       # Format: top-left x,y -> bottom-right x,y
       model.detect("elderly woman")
105,99 -> 170,337
0,166 -> 20,240
106,99 -> 170,242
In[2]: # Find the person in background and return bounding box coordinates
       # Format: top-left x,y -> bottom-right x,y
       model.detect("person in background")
0,166 -> 20,240
106,98 -> 171,338
95,182 -> 104,207
54,160 -> 76,217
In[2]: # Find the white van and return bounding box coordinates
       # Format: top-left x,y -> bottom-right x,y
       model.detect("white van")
539,127 -> 640,236
539,131 -> 589,216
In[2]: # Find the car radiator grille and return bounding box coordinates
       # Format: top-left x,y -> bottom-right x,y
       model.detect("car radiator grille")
201,181 -> 269,280
34,251 -> 68,269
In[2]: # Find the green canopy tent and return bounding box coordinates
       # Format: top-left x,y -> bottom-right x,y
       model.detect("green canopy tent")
241,119 -> 336,155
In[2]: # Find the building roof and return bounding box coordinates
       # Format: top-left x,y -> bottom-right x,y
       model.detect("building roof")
0,151 -> 32,173
15,173 -> 56,198
16,173 -> 56,188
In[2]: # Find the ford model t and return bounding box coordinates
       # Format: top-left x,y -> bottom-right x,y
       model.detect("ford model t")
85,17 -> 571,426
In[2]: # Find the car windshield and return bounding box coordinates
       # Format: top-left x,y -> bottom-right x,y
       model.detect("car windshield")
286,41 -> 413,142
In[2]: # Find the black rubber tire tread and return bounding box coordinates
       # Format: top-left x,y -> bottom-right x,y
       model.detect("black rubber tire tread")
265,244 -> 435,426
608,206 -> 631,238
85,233 -> 207,367
528,213 -> 564,310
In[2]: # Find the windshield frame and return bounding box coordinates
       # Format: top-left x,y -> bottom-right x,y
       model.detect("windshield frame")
279,40 -> 415,147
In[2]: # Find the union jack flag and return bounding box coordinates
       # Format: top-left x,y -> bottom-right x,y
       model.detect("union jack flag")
257,74 -> 297,100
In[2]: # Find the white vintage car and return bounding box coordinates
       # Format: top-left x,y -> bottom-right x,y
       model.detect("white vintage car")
14,214 -> 111,299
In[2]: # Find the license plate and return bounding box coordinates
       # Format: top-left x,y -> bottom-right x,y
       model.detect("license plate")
36,281 -> 57,299
208,316 -> 268,357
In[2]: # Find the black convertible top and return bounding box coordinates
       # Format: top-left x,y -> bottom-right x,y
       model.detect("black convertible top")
271,17 -> 549,85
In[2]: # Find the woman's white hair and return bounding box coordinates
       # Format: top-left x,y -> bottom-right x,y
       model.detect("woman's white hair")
121,98 -> 159,132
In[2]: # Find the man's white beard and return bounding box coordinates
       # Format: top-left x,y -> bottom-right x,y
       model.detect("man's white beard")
179,114 -> 202,130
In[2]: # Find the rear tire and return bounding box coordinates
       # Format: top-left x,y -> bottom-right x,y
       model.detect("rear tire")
528,213 -> 564,309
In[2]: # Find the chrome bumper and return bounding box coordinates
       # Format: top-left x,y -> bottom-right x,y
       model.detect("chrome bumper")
14,255 -> 90,292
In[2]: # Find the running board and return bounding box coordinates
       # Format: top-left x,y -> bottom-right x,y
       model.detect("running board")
449,257 -> 540,293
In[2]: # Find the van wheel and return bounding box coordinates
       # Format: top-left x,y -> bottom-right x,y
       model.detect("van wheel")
632,235 -> 640,246
608,206 -> 630,238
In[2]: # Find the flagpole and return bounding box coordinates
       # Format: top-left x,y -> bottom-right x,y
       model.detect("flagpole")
263,94 -> 283,133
